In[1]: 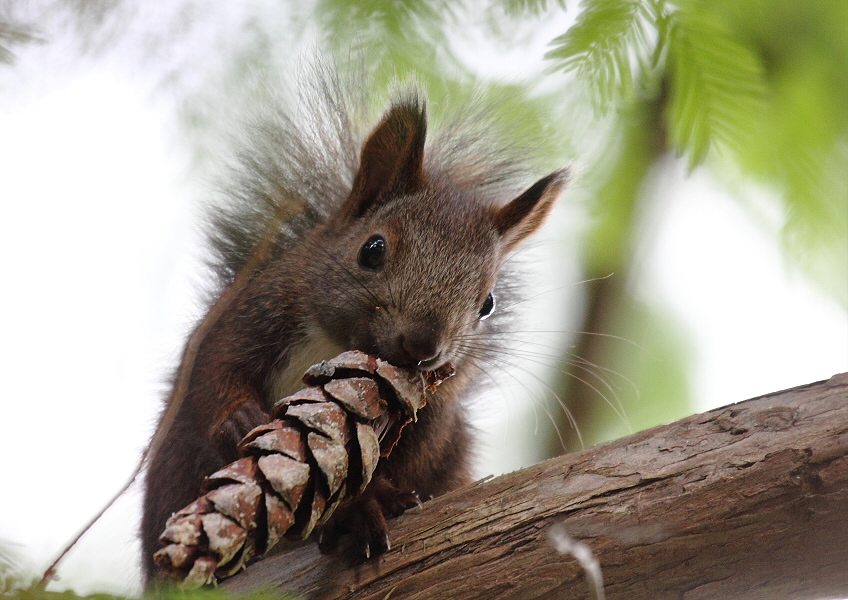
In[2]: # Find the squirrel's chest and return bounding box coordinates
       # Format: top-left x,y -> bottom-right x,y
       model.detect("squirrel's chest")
265,323 -> 346,405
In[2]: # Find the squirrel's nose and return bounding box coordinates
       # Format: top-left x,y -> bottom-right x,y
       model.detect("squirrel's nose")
398,332 -> 441,367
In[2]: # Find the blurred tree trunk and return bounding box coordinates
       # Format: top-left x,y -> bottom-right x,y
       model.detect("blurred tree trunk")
545,87 -> 671,456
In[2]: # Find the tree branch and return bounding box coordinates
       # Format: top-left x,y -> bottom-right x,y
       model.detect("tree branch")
224,373 -> 848,600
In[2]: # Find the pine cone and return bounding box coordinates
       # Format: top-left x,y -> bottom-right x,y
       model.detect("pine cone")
152,350 -> 454,588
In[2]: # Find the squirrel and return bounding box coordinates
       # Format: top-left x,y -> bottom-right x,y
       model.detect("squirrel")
140,65 -> 568,585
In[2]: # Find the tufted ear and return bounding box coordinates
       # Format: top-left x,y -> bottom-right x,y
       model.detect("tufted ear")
494,168 -> 569,253
342,99 -> 427,219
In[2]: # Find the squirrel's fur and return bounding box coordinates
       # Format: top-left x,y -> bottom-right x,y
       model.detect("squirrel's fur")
141,60 -> 567,585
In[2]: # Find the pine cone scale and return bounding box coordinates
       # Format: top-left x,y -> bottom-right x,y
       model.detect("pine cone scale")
200,512 -> 246,566
307,432 -> 349,495
239,421 -> 307,461
204,456 -> 259,488
322,377 -> 386,420
205,483 -> 262,530
283,401 -> 349,442
256,453 -> 310,510
355,421 -> 380,492
264,492 -> 295,548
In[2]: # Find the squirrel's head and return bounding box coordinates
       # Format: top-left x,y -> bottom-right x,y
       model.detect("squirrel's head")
305,98 -> 568,371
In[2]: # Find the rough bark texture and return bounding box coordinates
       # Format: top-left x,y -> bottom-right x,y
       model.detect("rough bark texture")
224,372 -> 848,600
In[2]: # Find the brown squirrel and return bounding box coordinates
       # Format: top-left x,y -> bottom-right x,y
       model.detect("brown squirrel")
140,67 -> 567,584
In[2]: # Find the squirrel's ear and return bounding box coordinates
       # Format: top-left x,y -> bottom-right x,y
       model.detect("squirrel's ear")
494,169 -> 569,253
344,100 -> 427,218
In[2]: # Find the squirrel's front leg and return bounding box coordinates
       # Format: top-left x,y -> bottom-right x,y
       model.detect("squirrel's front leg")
210,400 -> 269,462
200,375 -> 270,463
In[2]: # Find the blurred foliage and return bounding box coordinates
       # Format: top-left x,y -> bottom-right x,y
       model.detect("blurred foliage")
547,0 -> 659,110
546,0 -> 848,307
500,0 -> 568,17
543,0 -> 846,452
0,20 -> 41,65
570,295 -> 694,445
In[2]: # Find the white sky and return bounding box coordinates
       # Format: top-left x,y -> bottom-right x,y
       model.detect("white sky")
0,6 -> 845,597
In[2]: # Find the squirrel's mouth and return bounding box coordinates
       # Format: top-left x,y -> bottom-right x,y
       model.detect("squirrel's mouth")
416,355 -> 445,371
366,344 -> 448,371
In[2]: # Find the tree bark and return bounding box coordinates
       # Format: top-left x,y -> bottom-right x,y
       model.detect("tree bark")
224,372 -> 848,600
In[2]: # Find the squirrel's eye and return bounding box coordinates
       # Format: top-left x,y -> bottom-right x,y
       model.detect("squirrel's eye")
358,234 -> 387,271
478,292 -> 496,321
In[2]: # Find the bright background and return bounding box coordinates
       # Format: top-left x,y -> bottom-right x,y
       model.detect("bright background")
1,1 -> 845,595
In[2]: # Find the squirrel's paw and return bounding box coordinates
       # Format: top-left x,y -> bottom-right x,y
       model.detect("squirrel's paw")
210,401 -> 270,462
317,476 -> 421,561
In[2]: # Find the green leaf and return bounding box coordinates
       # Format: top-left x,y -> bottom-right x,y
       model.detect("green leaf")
497,0 -> 568,17
694,0 -> 848,305
665,2 -> 767,167
743,62 -> 848,306
315,0 -> 454,88
545,0 -> 659,110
